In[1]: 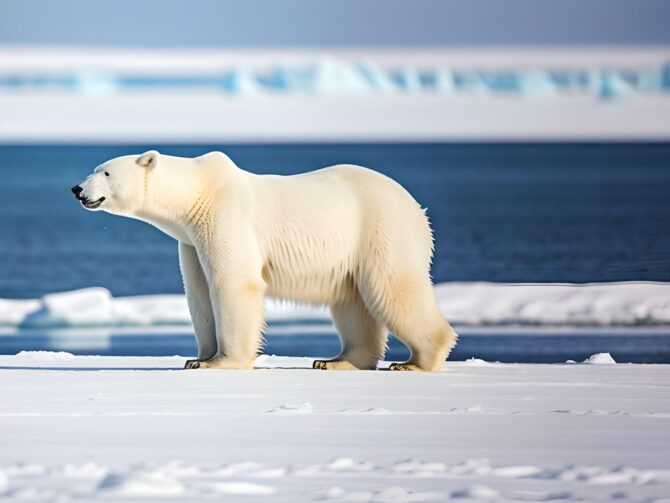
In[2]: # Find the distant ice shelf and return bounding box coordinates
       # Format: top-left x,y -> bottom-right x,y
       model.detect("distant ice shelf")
1,49 -> 669,99
0,282 -> 668,329
2,61 -> 669,99
1,47 -> 670,141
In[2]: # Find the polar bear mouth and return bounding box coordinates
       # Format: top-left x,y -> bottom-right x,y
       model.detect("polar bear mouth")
82,197 -> 106,209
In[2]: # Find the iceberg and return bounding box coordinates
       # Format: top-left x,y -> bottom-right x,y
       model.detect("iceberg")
519,71 -> 558,97
312,59 -> 373,95
356,62 -> 398,93
598,72 -> 633,100
434,68 -> 455,94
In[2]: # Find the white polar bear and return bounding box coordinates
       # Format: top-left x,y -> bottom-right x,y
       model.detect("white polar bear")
72,151 -> 457,371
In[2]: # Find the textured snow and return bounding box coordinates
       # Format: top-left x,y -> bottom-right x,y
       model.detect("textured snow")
0,354 -> 668,502
1,282 -> 668,329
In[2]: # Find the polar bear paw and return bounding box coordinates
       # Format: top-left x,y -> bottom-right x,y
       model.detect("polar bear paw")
184,359 -> 201,369
388,362 -> 422,371
184,356 -> 254,370
313,359 -> 361,371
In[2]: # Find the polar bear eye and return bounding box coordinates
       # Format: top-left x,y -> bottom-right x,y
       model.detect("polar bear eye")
104,171 -> 110,176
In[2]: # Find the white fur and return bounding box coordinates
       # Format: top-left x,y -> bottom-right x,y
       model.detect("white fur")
75,151 -> 457,371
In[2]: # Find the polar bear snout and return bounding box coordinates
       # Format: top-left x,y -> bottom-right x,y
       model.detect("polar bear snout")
71,184 -> 106,210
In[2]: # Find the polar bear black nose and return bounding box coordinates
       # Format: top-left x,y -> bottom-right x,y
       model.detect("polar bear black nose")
70,185 -> 84,201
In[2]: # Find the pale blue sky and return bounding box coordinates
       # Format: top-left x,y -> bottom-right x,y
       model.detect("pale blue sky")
0,0 -> 668,48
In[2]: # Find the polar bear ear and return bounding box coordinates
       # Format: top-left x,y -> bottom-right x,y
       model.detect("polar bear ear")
136,150 -> 159,168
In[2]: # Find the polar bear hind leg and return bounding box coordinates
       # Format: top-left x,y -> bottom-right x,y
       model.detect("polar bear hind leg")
353,199 -> 457,372
386,279 -> 457,372
313,284 -> 387,370
359,272 -> 457,372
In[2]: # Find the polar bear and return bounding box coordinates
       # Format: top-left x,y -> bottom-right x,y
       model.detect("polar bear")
72,151 -> 457,371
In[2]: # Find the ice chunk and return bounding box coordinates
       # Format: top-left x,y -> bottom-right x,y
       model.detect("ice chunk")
98,472 -> 185,497
583,353 -> 617,364
520,71 -> 557,97
15,351 -> 75,362
313,59 -> 372,95
463,358 -> 490,366
22,288 -> 117,328
598,72 -> 633,100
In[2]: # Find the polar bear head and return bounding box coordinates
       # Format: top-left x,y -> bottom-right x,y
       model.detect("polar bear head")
71,150 -> 159,215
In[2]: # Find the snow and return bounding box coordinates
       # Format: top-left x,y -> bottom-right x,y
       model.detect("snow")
3,92 -> 670,143
14,350 -> 75,362
2,282 -> 668,329
0,353 -> 668,502
434,282 -> 670,326
583,352 -> 617,364
463,358 -> 491,366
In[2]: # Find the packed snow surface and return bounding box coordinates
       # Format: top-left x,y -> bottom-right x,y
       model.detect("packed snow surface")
0,353 -> 669,502
1,282 -> 668,329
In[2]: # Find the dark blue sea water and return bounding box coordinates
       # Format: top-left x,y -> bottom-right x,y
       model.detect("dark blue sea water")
1,327 -> 669,364
1,143 -> 669,362
0,143 -> 668,299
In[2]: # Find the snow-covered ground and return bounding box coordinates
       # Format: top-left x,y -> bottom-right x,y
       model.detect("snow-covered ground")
0,353 -> 669,502
2,282 -> 668,329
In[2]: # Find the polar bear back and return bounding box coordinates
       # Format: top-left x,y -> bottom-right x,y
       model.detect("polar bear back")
252,164 -> 433,304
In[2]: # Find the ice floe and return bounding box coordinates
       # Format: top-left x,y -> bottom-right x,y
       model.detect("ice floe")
583,352 -> 617,364
1,281 -> 668,329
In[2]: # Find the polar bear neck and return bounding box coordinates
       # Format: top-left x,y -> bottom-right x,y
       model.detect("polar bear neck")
132,152 -> 237,244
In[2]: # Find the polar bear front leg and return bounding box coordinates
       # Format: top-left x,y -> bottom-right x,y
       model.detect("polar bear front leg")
192,238 -> 266,370
179,243 -> 217,368
197,277 -> 265,369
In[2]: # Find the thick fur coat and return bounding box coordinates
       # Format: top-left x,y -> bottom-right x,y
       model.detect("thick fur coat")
73,151 -> 457,371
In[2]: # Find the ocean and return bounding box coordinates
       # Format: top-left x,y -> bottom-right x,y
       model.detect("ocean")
1,143 -> 669,299
1,143 -> 669,362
